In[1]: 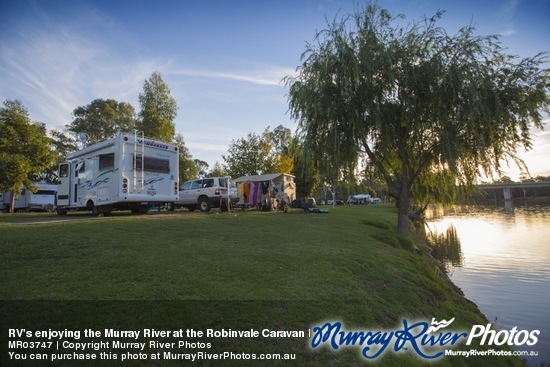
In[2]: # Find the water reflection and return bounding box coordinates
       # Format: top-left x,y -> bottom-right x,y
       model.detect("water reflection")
426,225 -> 464,271
426,203 -> 550,366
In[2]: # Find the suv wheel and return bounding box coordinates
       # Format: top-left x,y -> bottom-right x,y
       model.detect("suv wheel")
198,197 -> 211,212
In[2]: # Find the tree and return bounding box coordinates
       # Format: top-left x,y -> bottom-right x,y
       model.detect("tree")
264,125 -> 294,174
42,129 -> 79,182
67,98 -> 137,144
174,133 -> 197,184
291,139 -> 320,199
138,72 -> 178,141
223,131 -> 272,178
0,100 -> 57,212
286,4 -> 550,234
194,159 -> 209,178
223,126 -> 294,178
209,162 -> 227,177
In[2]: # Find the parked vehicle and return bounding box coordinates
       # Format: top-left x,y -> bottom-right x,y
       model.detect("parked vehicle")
2,182 -> 57,212
347,194 -> 371,205
56,132 -> 179,216
175,177 -> 238,212
346,194 -> 382,205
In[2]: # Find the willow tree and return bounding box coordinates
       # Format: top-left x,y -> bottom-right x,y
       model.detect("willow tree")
286,5 -> 549,234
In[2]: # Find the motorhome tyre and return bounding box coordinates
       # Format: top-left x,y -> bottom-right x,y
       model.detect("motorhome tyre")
91,205 -> 100,217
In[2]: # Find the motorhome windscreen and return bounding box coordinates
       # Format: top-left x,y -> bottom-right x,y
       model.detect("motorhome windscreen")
135,155 -> 170,173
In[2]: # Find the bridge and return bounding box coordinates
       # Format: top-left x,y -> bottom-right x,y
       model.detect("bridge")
477,182 -> 550,199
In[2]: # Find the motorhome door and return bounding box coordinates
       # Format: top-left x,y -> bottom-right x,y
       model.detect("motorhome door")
57,163 -> 71,206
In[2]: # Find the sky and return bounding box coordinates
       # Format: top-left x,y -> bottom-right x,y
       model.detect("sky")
1,0 -> 549,179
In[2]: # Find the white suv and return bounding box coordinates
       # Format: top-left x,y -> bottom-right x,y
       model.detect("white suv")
176,177 -> 238,212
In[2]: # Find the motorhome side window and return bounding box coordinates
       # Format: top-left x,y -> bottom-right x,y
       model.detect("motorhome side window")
134,155 -> 170,173
37,190 -> 56,196
75,161 -> 85,176
99,154 -> 115,171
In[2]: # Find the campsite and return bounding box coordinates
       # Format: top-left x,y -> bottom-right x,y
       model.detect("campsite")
0,205 -> 522,366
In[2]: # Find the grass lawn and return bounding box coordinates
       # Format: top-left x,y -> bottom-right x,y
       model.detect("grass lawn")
0,206 -> 521,366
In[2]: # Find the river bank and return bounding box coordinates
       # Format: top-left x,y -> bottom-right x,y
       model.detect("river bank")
427,203 -> 550,366
1,206 -> 524,366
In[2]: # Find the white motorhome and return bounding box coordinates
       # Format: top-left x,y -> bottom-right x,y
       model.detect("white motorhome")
2,182 -> 57,212
56,133 -> 179,216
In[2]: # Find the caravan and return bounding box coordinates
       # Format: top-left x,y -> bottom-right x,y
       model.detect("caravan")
2,182 -> 57,212
56,133 -> 179,216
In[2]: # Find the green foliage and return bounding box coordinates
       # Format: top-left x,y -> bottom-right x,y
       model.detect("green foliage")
208,161 -> 227,177
293,156 -> 320,199
223,131 -> 268,177
174,133 -> 197,184
286,3 -> 550,234
67,98 -> 137,144
137,71 -> 178,142
42,129 -> 79,182
223,125 -> 293,178
194,159 -> 210,178
0,100 -> 57,211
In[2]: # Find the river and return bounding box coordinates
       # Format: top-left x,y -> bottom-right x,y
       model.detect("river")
427,200 -> 550,366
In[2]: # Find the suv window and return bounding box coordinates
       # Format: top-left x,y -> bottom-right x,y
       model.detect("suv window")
181,181 -> 192,190
191,180 -> 202,189
202,179 -> 214,188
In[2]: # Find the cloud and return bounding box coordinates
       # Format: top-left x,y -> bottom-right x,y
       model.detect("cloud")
509,121 -> 550,179
0,1 -> 171,130
1,29 -> 103,125
172,65 -> 296,87
497,0 -> 519,37
499,0 -> 520,20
